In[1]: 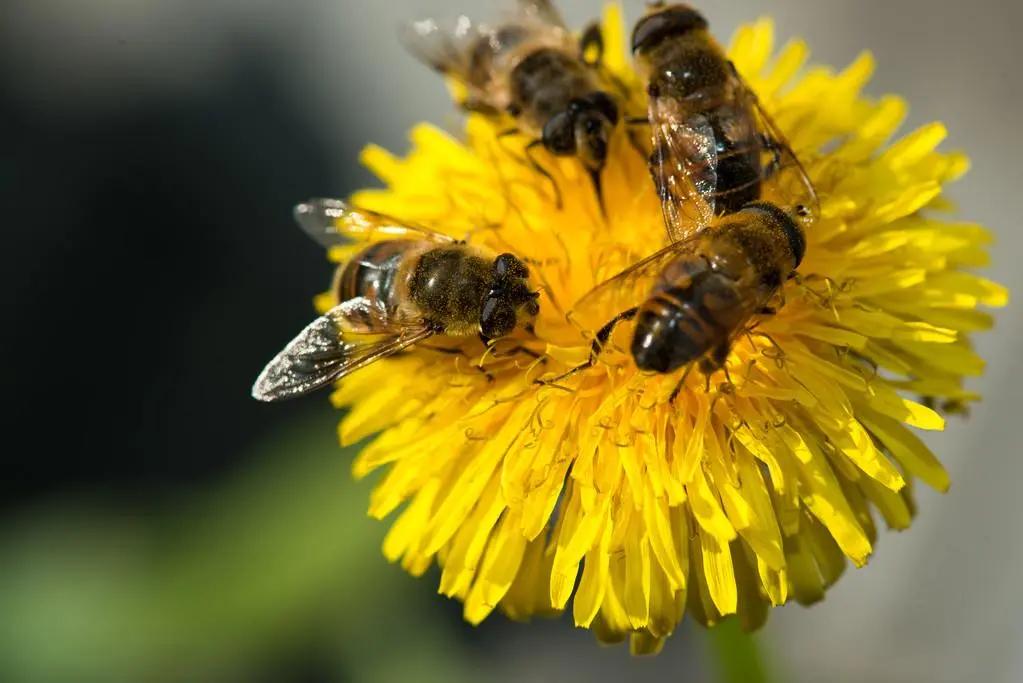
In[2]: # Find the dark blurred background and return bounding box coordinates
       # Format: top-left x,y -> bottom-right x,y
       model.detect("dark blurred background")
1,1 -> 1020,682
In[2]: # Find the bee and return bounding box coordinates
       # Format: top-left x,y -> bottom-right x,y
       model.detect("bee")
631,2 -> 817,242
403,0 -> 619,196
535,4 -> 822,391
549,202 -> 806,395
252,199 -> 539,402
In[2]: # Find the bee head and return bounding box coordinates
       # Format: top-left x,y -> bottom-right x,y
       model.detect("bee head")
480,253 -> 540,339
541,92 -> 619,172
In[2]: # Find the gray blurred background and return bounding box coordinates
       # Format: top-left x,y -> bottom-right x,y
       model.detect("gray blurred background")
1,1 -> 1019,681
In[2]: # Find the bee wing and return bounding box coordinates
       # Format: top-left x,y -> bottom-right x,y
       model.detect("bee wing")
734,70 -> 820,221
402,6 -> 572,112
569,240 -> 697,333
294,198 -> 457,249
513,0 -> 567,29
252,298 -> 435,402
401,15 -> 484,81
649,95 -> 719,244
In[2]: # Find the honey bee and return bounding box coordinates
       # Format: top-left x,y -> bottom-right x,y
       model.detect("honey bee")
403,0 -> 619,195
550,202 -> 805,394
536,4 -> 821,390
252,199 -> 539,402
631,2 -> 817,242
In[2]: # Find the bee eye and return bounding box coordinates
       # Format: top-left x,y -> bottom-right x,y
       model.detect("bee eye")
494,253 -> 528,279
542,112 -> 575,154
574,112 -> 610,167
480,297 -> 517,338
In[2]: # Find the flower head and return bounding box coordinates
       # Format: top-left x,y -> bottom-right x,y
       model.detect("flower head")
322,5 -> 1005,653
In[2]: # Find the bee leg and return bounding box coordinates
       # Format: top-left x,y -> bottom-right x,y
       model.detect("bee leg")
668,364 -> 696,404
622,117 -> 651,159
512,346 -> 543,360
494,127 -> 526,159
589,306 -> 640,360
490,341 -> 544,362
757,284 -> 788,316
421,344 -> 464,355
524,139 -> 563,209
423,344 -> 495,383
722,362 -> 735,387
589,168 -> 607,219
497,127 -> 523,141
493,127 -> 527,163
695,347 -> 731,394
478,334 -> 542,364
580,22 -> 604,66
537,307 -> 639,385
705,343 -> 731,370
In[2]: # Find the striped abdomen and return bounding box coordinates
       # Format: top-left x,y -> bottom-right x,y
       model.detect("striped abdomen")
630,259 -> 746,373
636,9 -> 763,214
332,240 -> 416,322
703,104 -> 761,214
630,202 -> 803,374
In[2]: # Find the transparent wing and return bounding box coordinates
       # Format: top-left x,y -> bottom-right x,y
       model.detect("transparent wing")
252,298 -> 435,402
401,15 -> 483,82
513,0 -> 567,29
649,95 -> 719,244
734,71 -> 820,222
293,198 -> 456,249
568,240 -> 696,333
402,5 -> 571,112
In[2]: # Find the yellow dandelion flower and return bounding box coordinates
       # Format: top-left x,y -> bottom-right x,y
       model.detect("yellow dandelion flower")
319,5 -> 1005,653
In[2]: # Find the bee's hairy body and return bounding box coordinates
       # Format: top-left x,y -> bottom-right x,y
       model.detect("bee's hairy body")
631,202 -> 804,373
504,47 -> 599,136
333,240 -> 501,336
405,9 -> 618,174
634,6 -> 762,214
464,30 -> 598,131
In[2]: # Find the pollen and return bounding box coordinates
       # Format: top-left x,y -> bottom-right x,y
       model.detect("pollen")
320,4 -> 1005,654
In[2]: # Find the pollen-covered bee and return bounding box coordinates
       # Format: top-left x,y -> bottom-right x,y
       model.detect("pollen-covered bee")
631,2 -> 817,242
403,0 -> 619,192
550,202 -> 806,392
252,199 -> 539,402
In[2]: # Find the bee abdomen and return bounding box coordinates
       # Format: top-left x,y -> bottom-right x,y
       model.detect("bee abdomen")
647,104 -> 762,214
709,114 -> 762,214
631,269 -> 741,374
334,240 -> 409,306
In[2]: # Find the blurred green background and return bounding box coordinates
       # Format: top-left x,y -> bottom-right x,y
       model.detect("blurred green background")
2,1 -> 1020,681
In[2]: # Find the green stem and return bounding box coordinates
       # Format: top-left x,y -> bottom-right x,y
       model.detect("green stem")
707,618 -> 772,683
